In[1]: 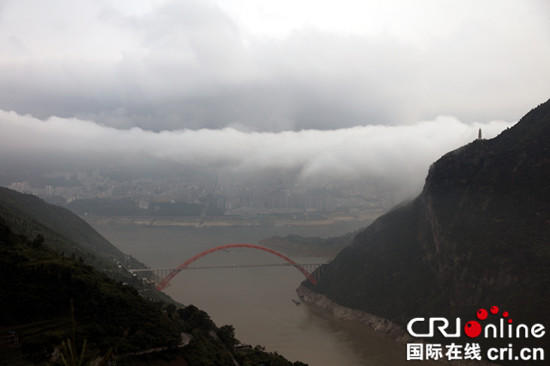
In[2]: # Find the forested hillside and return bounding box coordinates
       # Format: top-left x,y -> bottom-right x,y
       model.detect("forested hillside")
0,188 -> 306,365
0,186 -> 142,272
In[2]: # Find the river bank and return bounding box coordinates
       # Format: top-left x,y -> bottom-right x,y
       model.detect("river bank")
296,285 -> 413,344
296,286 -> 499,366
83,210 -> 384,228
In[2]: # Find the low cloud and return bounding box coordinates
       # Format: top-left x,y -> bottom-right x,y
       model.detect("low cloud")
0,109 -> 513,199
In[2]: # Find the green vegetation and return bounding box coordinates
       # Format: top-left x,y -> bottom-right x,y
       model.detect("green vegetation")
0,186 -> 143,275
0,187 -> 180,305
234,345 -> 308,366
0,187 -> 307,365
0,219 -> 182,362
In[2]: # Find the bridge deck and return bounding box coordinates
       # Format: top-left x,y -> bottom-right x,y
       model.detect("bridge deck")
129,262 -> 327,272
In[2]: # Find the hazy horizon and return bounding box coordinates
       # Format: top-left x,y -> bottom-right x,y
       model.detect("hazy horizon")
0,109 -> 513,201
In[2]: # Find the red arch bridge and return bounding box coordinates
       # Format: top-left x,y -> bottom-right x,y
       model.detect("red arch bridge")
128,243 -> 328,291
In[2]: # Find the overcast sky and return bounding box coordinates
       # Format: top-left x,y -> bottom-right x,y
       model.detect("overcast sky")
0,0 -> 549,196
1,0 -> 549,131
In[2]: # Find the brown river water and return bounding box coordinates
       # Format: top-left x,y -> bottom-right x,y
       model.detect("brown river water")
88,219 -> 423,366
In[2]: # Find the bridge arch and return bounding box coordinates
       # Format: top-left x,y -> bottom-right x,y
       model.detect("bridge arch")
156,243 -> 317,290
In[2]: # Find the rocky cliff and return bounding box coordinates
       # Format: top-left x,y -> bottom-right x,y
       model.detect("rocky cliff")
300,99 -> 550,360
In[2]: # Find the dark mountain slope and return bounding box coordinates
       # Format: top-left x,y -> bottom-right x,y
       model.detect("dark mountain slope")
0,219 -> 182,363
0,186 -> 144,273
305,99 -> 550,332
0,219 -> 306,365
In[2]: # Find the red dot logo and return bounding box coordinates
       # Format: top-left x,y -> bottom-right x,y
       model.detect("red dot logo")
464,321 -> 482,338
470,305 -> 514,334
477,308 -> 488,320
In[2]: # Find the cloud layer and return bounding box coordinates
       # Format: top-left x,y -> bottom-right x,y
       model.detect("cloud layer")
0,109 -> 513,197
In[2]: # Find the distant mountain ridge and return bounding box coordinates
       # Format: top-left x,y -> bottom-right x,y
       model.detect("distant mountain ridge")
302,99 -> 550,359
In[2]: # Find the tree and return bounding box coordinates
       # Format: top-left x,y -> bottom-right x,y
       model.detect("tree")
217,325 -> 239,349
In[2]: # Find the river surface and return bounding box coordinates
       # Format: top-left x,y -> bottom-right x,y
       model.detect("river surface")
88,219 -> 416,366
